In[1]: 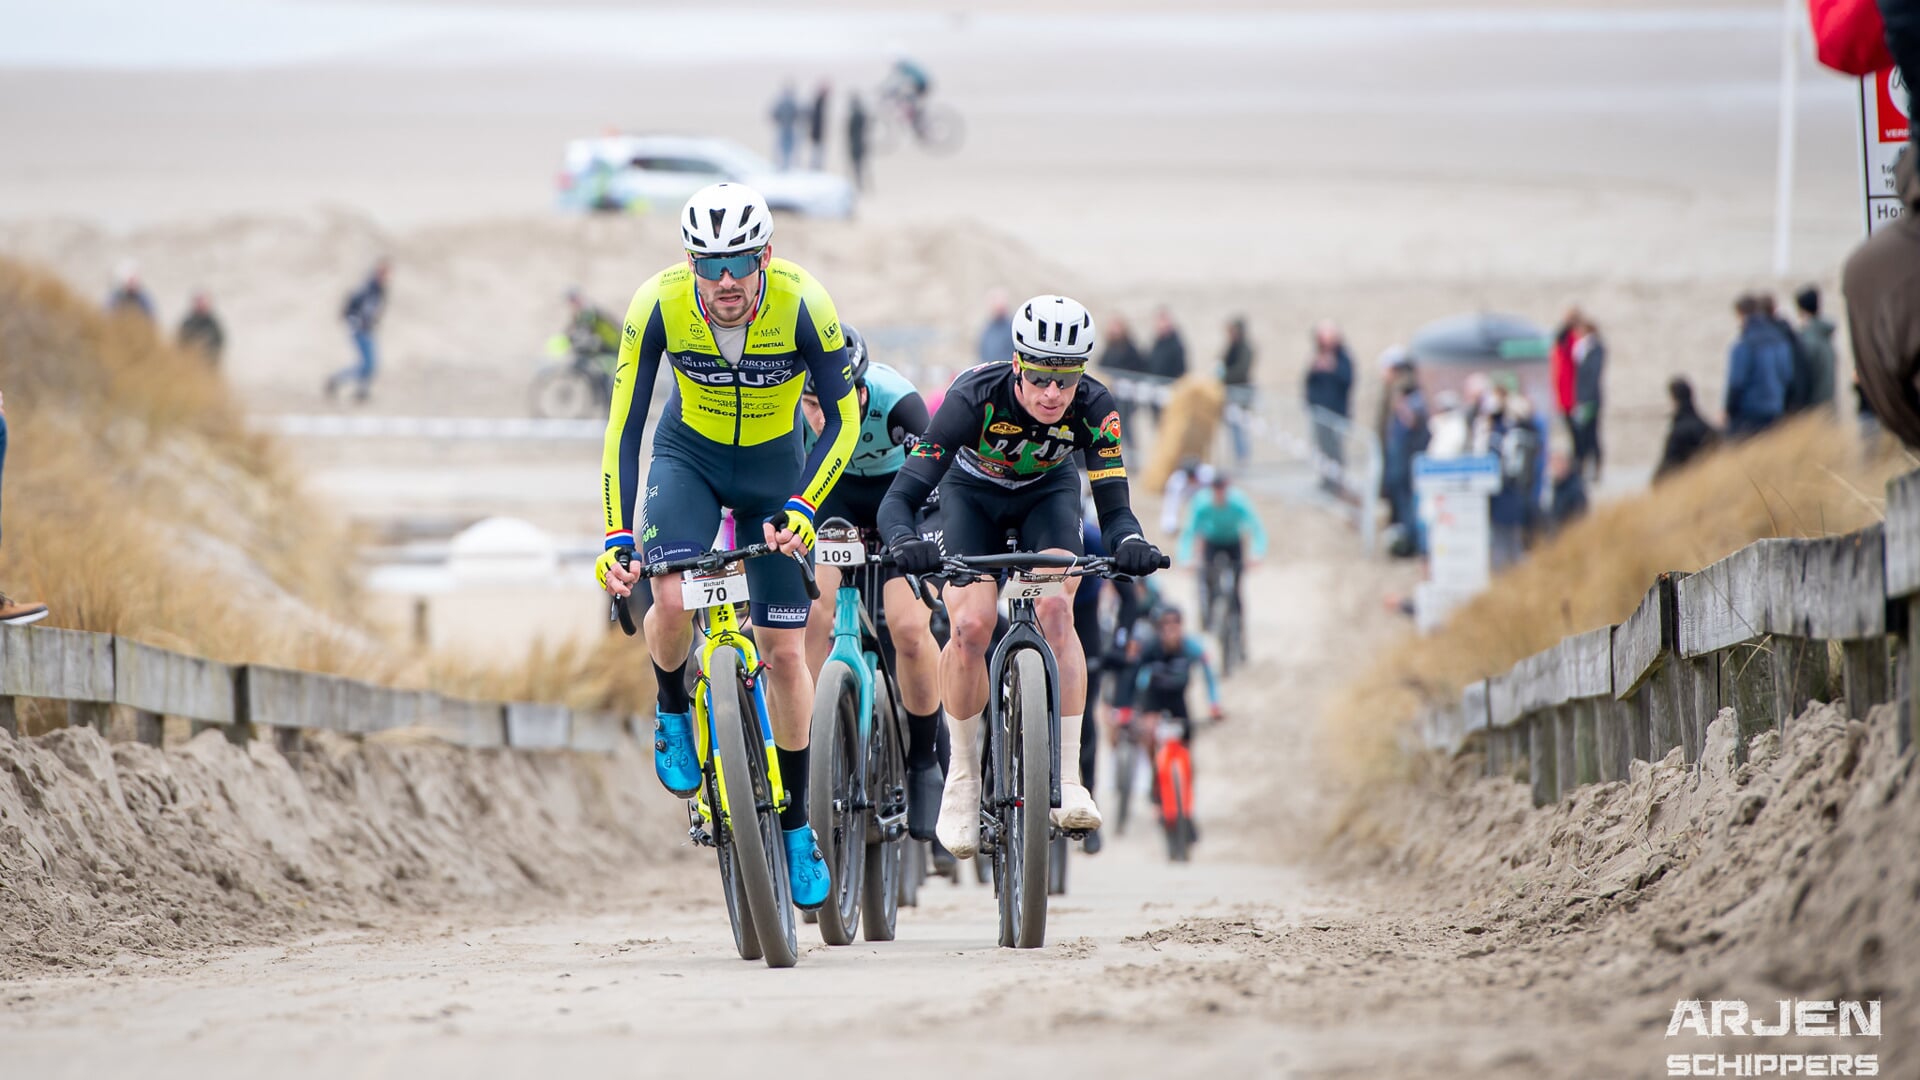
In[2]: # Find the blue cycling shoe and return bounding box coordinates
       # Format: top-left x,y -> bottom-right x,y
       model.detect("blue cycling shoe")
784,825 -> 831,911
652,709 -> 701,797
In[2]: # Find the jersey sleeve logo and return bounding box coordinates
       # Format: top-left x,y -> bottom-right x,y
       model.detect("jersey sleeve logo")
988,420 -> 1023,435
910,441 -> 946,460
1097,445 -> 1123,458
1088,466 -> 1127,481
1098,410 -> 1123,443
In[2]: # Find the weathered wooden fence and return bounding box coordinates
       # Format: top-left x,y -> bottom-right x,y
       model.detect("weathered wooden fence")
1419,470 -> 1919,806
0,625 -> 641,755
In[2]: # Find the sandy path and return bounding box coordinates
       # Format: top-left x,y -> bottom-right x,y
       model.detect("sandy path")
0,508 -> 1546,1079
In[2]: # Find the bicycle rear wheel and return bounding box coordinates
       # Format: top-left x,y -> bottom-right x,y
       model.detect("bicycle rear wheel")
716,802 -> 763,961
862,679 -> 906,941
918,103 -> 965,155
808,662 -> 864,946
997,648 -> 1052,949
711,648 -> 799,968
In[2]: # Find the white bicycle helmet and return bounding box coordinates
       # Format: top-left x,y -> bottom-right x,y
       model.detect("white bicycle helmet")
681,182 -> 773,254
1011,294 -> 1096,363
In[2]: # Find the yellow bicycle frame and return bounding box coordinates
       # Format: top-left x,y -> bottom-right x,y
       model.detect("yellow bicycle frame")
690,595 -> 788,830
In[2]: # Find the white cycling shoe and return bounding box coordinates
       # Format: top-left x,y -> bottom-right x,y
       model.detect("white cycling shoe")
1052,782 -> 1104,831
935,773 -> 982,858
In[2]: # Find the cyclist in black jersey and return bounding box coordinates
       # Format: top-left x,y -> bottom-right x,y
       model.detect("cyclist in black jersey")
878,295 -> 1166,858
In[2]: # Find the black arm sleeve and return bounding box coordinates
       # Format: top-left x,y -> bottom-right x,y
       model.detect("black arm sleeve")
1079,380 -> 1145,548
878,385 -> 973,546
885,390 -> 931,446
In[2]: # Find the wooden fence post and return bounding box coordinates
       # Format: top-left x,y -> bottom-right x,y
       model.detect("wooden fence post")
1528,714 -> 1554,807
1572,701 -> 1599,786
1841,638 -> 1890,718
1769,636 -> 1826,729
1648,664 -> 1683,761
1553,706 -> 1576,800
0,696 -> 14,738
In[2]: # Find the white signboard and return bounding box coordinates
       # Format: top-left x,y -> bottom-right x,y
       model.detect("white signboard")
1412,453 -> 1500,632
1860,66 -> 1911,235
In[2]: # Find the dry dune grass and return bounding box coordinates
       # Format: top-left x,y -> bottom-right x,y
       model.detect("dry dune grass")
1325,417 -> 1909,787
0,257 -> 651,722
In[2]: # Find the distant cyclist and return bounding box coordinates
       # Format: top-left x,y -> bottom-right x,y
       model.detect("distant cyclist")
797,326 -> 948,841
1177,472 -> 1267,623
886,53 -> 933,131
879,295 -> 1166,857
564,287 -> 621,360
595,182 -> 860,912
1122,606 -> 1221,846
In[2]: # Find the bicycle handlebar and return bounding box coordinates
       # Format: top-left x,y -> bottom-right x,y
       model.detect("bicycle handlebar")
608,543 -> 820,636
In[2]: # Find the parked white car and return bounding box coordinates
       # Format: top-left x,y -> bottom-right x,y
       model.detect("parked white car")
557,135 -> 855,219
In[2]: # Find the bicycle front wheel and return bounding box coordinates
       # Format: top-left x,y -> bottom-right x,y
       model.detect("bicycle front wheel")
808,661 -> 865,946
712,647 -> 799,968
528,363 -> 597,419
998,648 -> 1052,949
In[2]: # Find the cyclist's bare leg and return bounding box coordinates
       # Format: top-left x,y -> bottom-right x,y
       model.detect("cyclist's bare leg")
885,575 -> 946,838
882,576 -> 940,716
757,625 -> 813,752
757,623 -> 817,832
933,577 -> 997,856
802,564 -> 843,674
1035,562 -> 1100,829
643,573 -> 695,675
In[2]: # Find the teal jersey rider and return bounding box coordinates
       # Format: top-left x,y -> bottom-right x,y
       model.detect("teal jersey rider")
1177,482 -> 1268,563
803,358 -> 929,479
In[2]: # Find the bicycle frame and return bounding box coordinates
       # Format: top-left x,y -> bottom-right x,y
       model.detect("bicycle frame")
692,597 -> 786,828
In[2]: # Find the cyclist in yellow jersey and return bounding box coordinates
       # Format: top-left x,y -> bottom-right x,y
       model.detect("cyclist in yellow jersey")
595,182 -> 859,911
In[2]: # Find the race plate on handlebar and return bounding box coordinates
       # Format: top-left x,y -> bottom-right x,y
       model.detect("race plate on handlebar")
814,522 -> 867,568
1002,570 -> 1066,601
681,560 -> 749,609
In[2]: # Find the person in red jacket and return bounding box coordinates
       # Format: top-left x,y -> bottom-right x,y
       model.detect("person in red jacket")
1550,307 -> 1582,443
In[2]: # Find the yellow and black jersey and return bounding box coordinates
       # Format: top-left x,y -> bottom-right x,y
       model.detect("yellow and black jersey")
599,257 -> 857,548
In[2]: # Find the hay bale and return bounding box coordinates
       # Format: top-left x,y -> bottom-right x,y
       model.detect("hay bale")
1142,376 -> 1227,493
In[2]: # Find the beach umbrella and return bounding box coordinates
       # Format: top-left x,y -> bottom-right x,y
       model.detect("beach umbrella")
1408,312 -> 1550,367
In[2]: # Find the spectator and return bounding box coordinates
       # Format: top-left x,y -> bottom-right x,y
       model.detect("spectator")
0,389 -> 49,626
1382,361 -> 1429,557
1145,307 -> 1187,423
977,289 -> 1011,364
1100,313 -> 1148,434
1547,446 -> 1589,535
1549,307 -> 1582,443
1724,294 -> 1795,437
1146,307 -> 1187,381
1845,146 -> 1920,446
1761,293 -> 1817,414
1220,316 -> 1258,464
807,80 -> 830,170
1654,376 -> 1720,482
1490,392 -> 1542,569
846,94 -> 870,191
770,82 -> 801,170
1372,344 -> 1412,462
1302,320 -> 1351,487
1570,314 -> 1606,482
175,292 -> 225,366
105,260 -> 154,322
1793,285 -> 1839,412
327,259 -> 390,404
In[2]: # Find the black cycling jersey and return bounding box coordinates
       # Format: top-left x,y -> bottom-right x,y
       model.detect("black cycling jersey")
877,361 -> 1143,550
